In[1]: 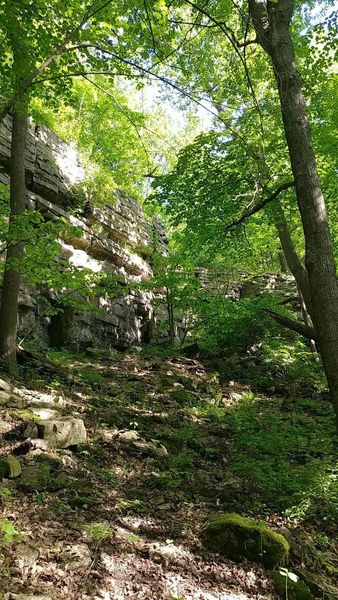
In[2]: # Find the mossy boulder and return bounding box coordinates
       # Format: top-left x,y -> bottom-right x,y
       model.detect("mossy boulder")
202,513 -> 289,568
7,455 -> 22,478
37,453 -> 63,471
47,472 -> 72,491
272,571 -> 313,599
170,389 -> 198,405
0,459 -> 9,479
18,462 -> 51,492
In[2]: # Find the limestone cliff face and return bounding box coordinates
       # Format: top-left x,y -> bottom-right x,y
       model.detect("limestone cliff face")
0,116 -> 167,350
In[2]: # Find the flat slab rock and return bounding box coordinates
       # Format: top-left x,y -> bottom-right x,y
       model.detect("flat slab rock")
37,417 -> 87,448
7,595 -> 52,600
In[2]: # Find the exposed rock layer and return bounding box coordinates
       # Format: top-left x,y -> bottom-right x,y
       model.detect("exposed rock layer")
0,116 -> 167,349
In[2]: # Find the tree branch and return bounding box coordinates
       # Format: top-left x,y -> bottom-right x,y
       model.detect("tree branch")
264,308 -> 317,342
248,0 -> 271,52
224,180 -> 295,232
0,0 -> 115,122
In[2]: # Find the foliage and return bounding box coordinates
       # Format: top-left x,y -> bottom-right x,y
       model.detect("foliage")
83,522 -> 111,543
0,520 -> 20,544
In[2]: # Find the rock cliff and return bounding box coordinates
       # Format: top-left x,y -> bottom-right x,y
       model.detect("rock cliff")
0,116 -> 167,350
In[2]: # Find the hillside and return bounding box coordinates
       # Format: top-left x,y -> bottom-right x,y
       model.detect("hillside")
0,343 -> 337,599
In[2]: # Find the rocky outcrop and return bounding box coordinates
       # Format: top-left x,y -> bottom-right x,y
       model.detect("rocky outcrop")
0,116 -> 168,350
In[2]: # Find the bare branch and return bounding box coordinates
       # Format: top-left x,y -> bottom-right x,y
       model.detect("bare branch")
224,180 -> 295,232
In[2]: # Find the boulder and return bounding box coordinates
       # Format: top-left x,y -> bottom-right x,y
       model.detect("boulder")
18,462 -> 51,492
61,543 -> 91,570
132,439 -> 168,458
202,513 -> 289,568
181,342 -> 200,357
295,569 -> 338,600
115,430 -> 168,458
170,389 -> 198,405
47,472 -> 71,491
8,594 -> 52,600
15,544 -> 40,573
272,571 -> 313,599
0,378 -> 12,393
37,417 -> 87,448
0,459 -> 9,479
22,422 -> 39,439
7,455 -> 22,478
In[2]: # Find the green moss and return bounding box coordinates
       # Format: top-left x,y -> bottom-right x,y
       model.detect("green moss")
18,463 -> 51,492
37,453 -> 63,471
202,513 -> 289,568
0,459 -> 9,480
170,389 -> 198,405
272,571 -> 313,599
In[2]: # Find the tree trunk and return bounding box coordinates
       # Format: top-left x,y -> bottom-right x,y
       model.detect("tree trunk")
249,0 -> 338,427
0,110 -> 27,371
278,248 -> 288,274
273,201 -> 313,318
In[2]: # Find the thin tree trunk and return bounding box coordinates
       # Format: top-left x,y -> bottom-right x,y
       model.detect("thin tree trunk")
278,249 -> 288,274
273,201 -> 313,318
249,0 -> 338,427
297,286 -> 317,354
0,111 -> 27,371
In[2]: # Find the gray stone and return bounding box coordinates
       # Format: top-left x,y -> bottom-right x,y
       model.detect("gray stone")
132,439 -> 168,458
15,544 -> 39,572
8,595 -> 52,600
22,422 -> 39,439
0,378 -> 11,393
37,417 -> 87,448
1,116 -> 168,353
61,543 -> 91,570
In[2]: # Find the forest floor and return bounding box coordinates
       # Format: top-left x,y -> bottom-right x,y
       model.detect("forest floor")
0,346 -> 337,599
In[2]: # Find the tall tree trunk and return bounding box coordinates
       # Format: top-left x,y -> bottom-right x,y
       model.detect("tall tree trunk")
249,0 -> 338,427
0,110 -> 27,371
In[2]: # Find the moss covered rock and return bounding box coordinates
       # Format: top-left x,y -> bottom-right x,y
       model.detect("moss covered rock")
0,459 -> 9,479
272,571 -> 313,599
7,455 -> 22,478
202,513 -> 289,568
18,462 -> 51,492
170,389 -> 197,405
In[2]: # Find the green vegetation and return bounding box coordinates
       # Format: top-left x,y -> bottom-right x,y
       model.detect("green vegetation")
0,0 -> 337,597
203,513 -> 290,567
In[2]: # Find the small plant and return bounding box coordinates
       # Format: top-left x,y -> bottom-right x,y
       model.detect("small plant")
0,486 -> 14,499
0,520 -> 20,543
100,469 -> 119,483
83,522 -> 111,543
127,534 -> 140,544
278,567 -> 299,600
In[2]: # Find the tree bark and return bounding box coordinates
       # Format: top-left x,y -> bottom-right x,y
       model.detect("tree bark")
278,248 -> 289,273
249,0 -> 338,427
273,201 -> 313,318
0,111 -> 27,371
